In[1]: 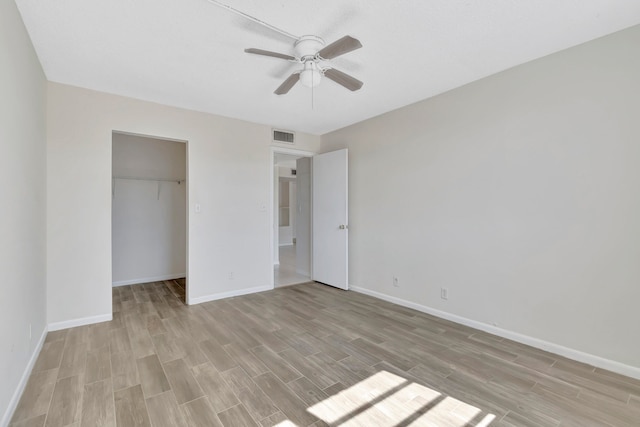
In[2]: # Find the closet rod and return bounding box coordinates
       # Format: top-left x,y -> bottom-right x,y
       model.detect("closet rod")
113,176 -> 185,184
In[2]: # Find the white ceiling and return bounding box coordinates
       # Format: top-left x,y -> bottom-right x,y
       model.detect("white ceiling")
15,0 -> 640,135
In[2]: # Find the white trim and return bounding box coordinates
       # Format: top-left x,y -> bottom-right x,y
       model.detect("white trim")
350,286 -> 640,381
271,146 -> 315,157
112,274 -> 186,287
188,285 -> 272,305
1,327 -> 47,427
48,313 -> 112,332
112,130 -> 187,144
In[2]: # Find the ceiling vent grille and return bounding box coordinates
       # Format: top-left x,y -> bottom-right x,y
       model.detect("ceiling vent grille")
273,129 -> 295,144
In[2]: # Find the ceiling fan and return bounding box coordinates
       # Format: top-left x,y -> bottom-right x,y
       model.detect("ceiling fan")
206,0 -> 364,95
245,35 -> 363,95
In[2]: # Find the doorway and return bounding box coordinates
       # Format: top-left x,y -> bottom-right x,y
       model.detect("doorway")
272,148 -> 314,287
111,131 -> 188,305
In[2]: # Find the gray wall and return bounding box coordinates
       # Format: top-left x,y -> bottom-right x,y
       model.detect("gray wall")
0,0 -> 47,423
46,82 -> 322,323
322,25 -> 640,374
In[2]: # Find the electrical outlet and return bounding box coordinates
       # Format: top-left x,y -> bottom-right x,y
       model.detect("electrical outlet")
441,287 -> 448,300
229,272 -> 234,280
393,277 -> 399,287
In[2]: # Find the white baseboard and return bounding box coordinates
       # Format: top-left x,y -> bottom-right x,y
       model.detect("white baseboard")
48,313 -> 112,332
1,327 -> 47,427
350,286 -> 640,381
112,273 -> 186,287
189,285 -> 273,305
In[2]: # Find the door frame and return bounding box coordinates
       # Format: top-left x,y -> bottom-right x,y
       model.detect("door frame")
111,130 -> 190,304
269,146 -> 315,289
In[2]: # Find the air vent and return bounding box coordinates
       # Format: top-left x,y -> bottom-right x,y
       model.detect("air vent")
273,129 -> 295,144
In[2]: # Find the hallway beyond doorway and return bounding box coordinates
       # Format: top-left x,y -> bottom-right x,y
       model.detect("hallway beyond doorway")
275,244 -> 310,287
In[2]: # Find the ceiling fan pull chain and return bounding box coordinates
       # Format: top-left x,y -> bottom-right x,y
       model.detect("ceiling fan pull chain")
312,77 -> 315,110
206,0 -> 299,41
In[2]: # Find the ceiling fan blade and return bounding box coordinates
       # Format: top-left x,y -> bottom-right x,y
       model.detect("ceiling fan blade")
244,48 -> 296,61
324,68 -> 363,91
274,73 -> 300,95
317,35 -> 362,60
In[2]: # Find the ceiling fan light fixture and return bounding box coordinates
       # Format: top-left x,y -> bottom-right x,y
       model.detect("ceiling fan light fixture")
299,63 -> 322,88
299,69 -> 322,88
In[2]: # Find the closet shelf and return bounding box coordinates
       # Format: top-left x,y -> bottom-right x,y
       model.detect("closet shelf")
113,176 -> 185,184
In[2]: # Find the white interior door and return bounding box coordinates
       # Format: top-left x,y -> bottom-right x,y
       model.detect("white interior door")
312,149 -> 348,290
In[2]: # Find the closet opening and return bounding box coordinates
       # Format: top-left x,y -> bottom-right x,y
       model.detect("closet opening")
111,131 -> 188,310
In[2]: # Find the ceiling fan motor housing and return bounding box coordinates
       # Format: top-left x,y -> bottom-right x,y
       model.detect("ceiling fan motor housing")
294,35 -> 325,59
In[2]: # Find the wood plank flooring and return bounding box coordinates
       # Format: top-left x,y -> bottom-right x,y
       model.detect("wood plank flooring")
10,280 -> 640,426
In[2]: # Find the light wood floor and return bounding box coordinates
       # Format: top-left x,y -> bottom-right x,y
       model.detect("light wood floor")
10,281 -> 640,426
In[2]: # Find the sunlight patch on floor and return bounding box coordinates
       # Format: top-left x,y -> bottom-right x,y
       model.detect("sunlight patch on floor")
305,370 -> 495,426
